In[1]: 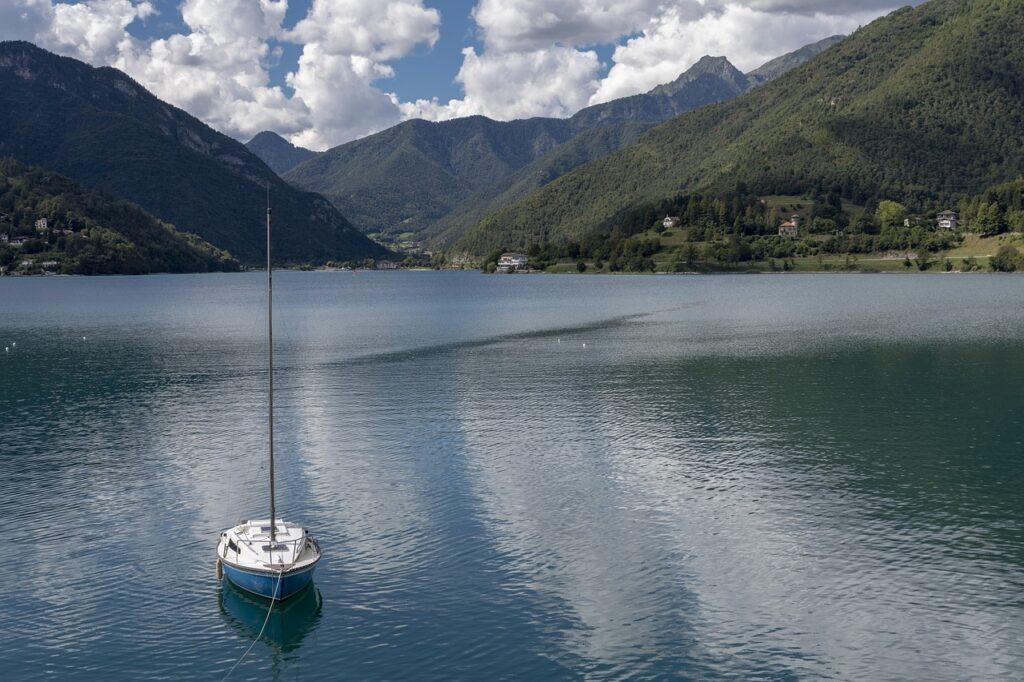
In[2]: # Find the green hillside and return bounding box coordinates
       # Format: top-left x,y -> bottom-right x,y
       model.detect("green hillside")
285,40 -> 839,247
0,41 -> 385,265
0,157 -> 237,275
456,0 -> 1024,255
429,122 -> 653,246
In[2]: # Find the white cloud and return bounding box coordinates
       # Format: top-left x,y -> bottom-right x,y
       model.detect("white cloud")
402,46 -> 601,121
471,0 -> 663,51
287,45 -> 406,150
289,0 -> 440,60
283,0 -> 441,149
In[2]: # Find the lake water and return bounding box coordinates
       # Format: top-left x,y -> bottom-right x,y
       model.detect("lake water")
2,271 -> 1023,680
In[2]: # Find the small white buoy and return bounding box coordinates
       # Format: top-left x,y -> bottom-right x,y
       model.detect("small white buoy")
4,347 -> 8,353
557,338 -> 561,344
82,336 -> 87,341
583,343 -> 587,349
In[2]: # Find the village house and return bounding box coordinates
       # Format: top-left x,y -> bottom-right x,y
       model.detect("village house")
20,259 -> 35,269
0,233 -> 8,244
778,214 -> 801,238
375,260 -> 400,270
936,210 -> 959,230
34,218 -> 49,233
40,261 -> 60,271
497,252 -> 529,272
663,216 -> 681,230
9,236 -> 29,247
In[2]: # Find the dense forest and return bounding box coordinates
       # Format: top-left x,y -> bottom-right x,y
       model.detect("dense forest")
458,0 -> 1024,256
0,158 -> 238,275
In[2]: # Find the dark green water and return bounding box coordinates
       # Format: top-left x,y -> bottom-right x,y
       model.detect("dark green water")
1,272 -> 1023,680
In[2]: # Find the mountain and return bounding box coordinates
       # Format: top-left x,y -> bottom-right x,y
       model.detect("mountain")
428,122 -> 652,246
454,0 -> 1024,254
0,41 -> 385,264
0,157 -> 237,275
746,35 -> 846,87
568,56 -> 750,130
285,116 -> 574,244
284,38 -> 842,246
245,131 -> 318,175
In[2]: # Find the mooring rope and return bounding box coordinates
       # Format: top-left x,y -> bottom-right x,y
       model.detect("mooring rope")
223,569 -> 284,680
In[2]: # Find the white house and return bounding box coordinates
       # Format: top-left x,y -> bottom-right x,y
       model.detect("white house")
663,216 -> 681,230
936,211 -> 959,230
497,253 -> 529,272
779,214 -> 801,237
34,218 -> 48,233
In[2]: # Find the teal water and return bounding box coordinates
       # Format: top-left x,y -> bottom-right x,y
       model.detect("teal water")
1,271 -> 1023,680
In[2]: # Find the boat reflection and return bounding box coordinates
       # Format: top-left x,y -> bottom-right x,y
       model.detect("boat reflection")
218,579 -> 323,653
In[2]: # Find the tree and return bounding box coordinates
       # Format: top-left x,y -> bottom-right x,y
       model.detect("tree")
977,202 -> 1007,236
876,200 -> 907,229
576,260 -> 587,273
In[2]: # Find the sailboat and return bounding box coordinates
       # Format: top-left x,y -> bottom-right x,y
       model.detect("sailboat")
216,192 -> 322,601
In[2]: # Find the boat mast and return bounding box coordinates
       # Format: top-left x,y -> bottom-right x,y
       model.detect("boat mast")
267,184 -> 276,544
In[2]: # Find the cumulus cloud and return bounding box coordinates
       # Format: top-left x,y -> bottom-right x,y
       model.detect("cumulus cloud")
471,0 -> 662,52
402,45 -> 601,121
284,0 -> 441,149
1,0 -> 913,148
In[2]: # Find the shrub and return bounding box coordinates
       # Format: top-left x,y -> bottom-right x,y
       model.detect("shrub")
990,245 -> 1021,272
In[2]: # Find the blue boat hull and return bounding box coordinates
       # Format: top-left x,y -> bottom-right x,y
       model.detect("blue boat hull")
222,561 -> 318,601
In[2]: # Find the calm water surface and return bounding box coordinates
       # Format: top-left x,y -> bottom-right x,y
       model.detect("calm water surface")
2,272 -> 1023,680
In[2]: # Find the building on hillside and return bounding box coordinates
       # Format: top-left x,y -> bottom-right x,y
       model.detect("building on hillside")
375,260 -> 400,270
0,233 -> 8,244
663,216 -> 681,230
9,237 -> 29,247
34,218 -> 48,233
936,211 -> 959,230
779,215 -> 801,238
20,259 -> 35,269
41,260 -> 60,271
497,253 -> 529,273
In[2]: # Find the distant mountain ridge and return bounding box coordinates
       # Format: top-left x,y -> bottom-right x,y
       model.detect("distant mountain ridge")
245,131 -> 317,175
452,0 -> 1024,255
0,41 -> 386,264
283,35 -> 846,247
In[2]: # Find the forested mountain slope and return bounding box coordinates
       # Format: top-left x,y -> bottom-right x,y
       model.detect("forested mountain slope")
455,0 -> 1024,254
0,157 -> 237,275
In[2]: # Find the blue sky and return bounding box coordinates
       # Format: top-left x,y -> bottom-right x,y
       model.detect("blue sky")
8,1 -> 911,149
